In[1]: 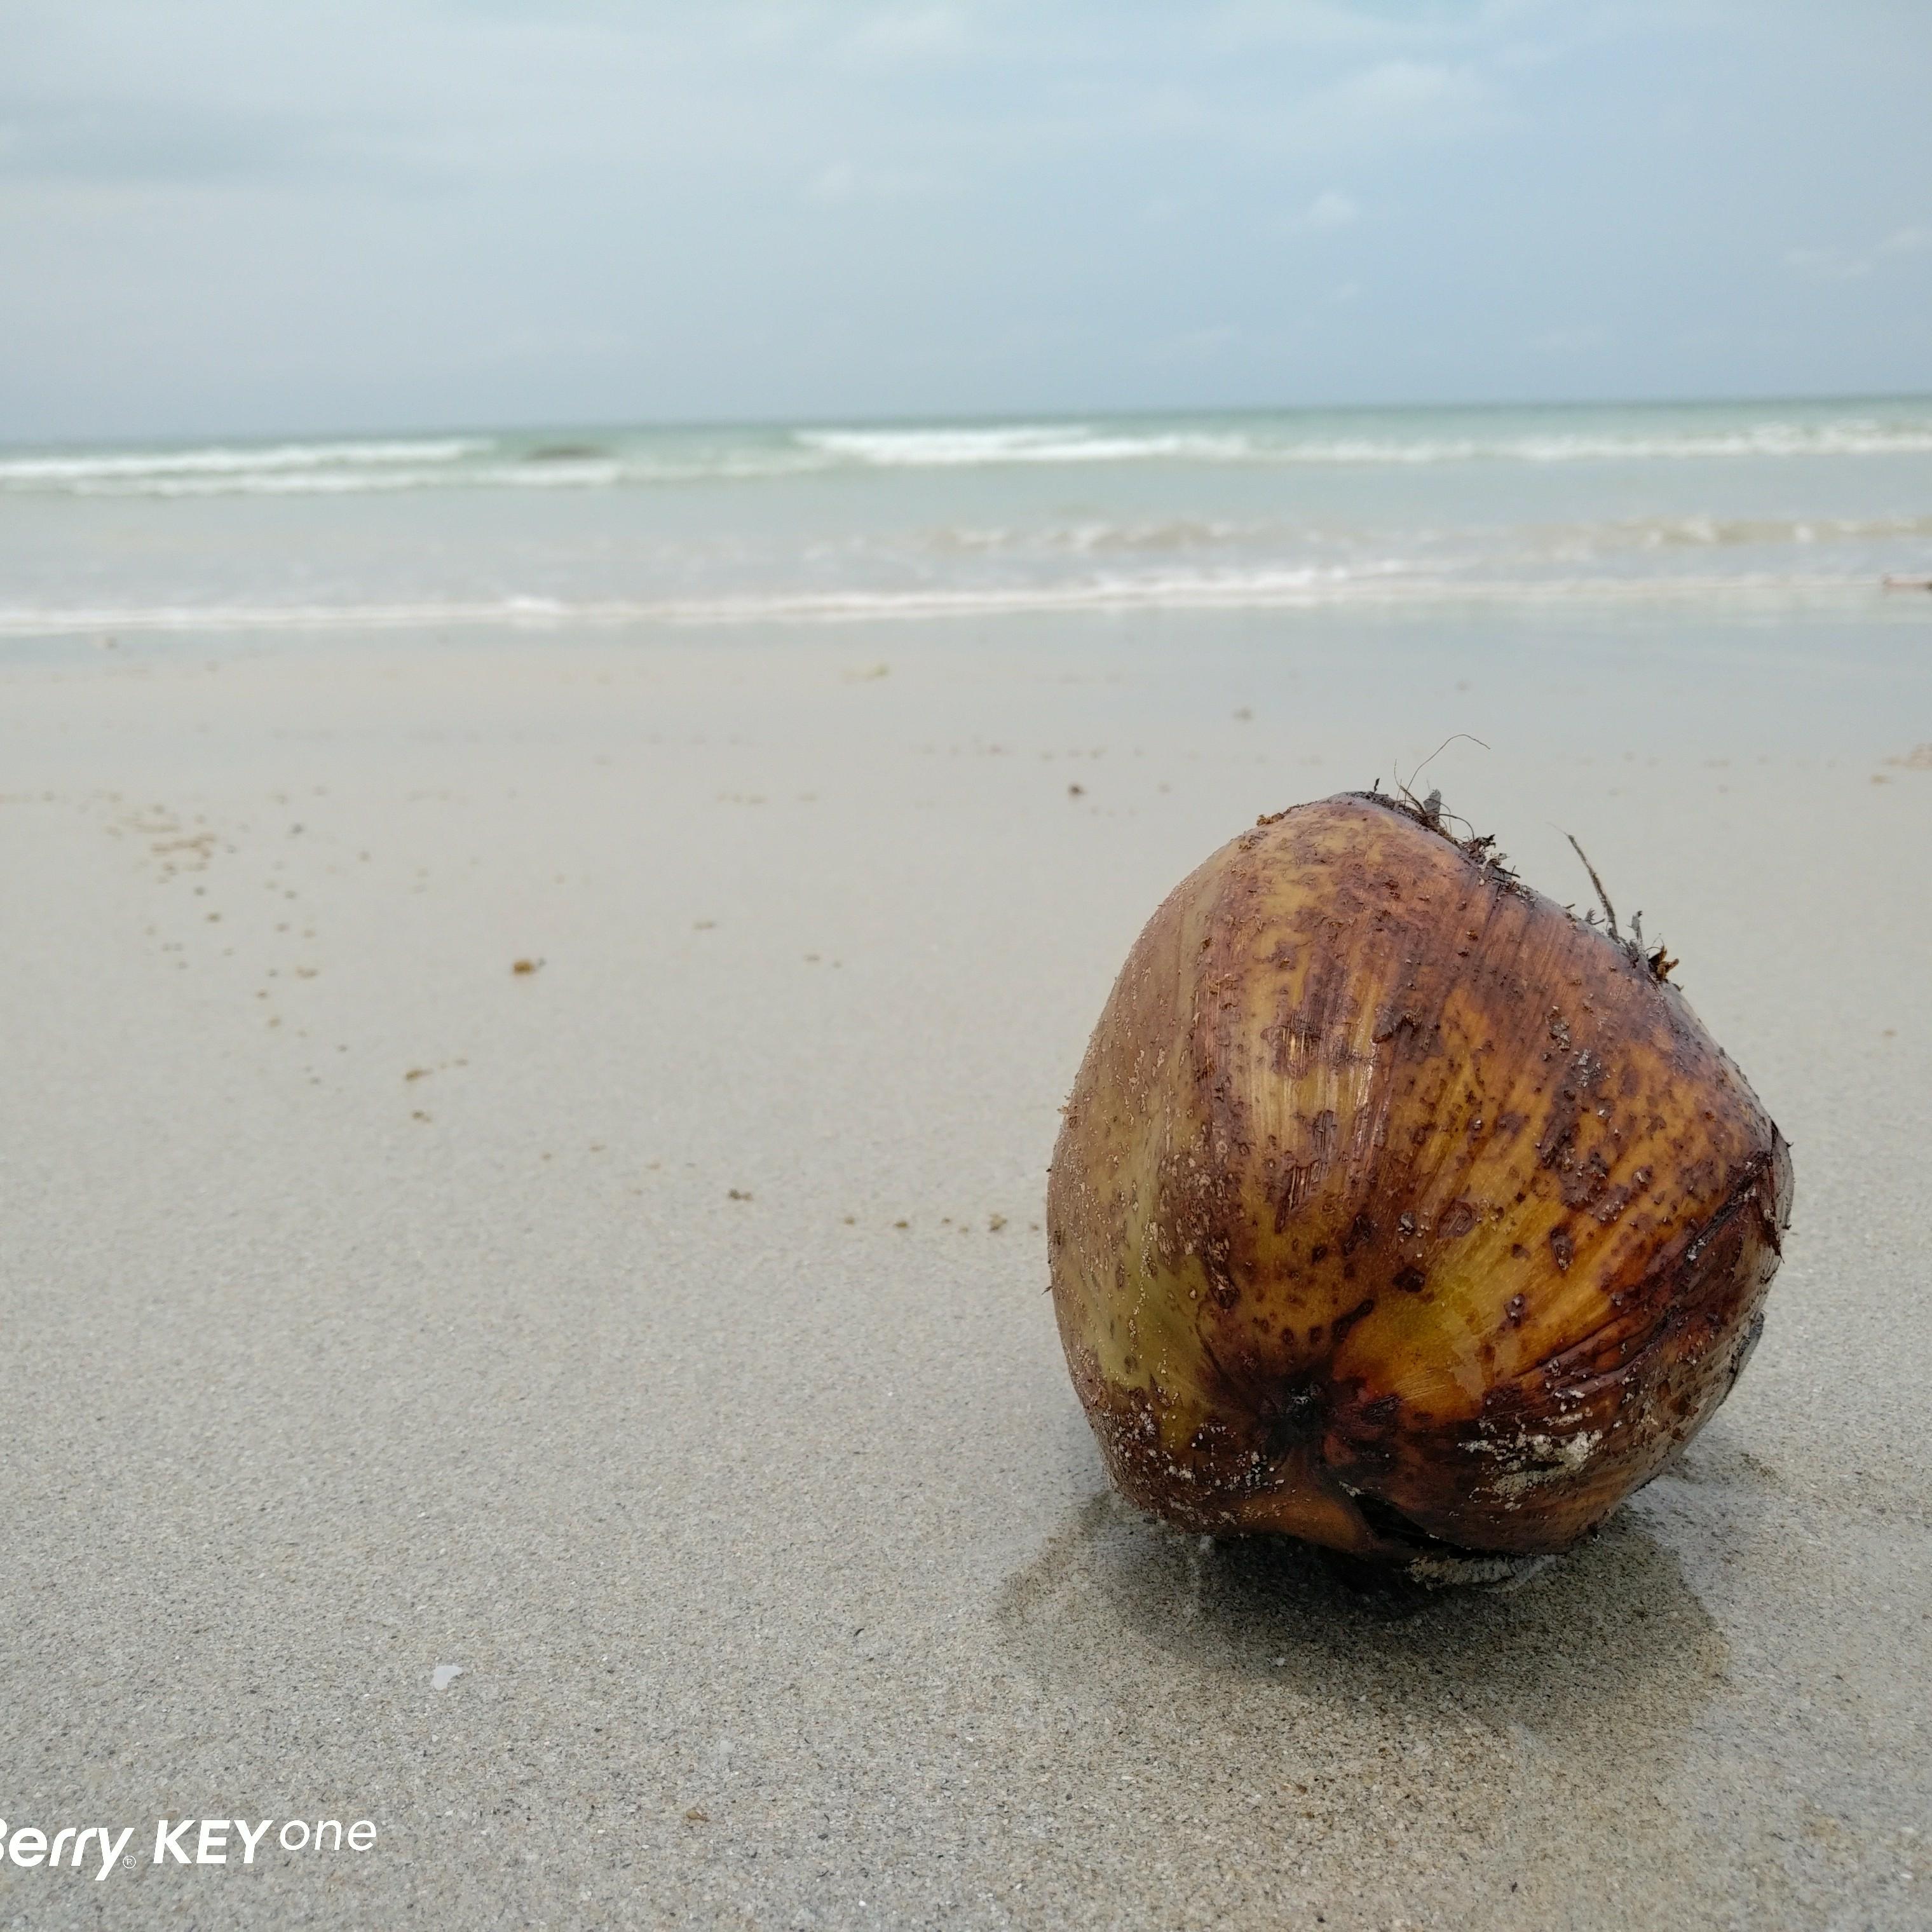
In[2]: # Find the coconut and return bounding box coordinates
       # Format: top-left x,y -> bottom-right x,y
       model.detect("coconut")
1047,791 -> 1792,1582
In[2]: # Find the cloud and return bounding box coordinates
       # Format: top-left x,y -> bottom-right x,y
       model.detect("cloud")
1275,58 -> 1500,158
1783,247 -> 1869,283
1322,58 -> 1492,126
837,6 -> 967,69
1298,189 -> 1359,230
1528,324 -> 1612,353
1877,224 -> 1932,257
803,159 -> 933,205
1203,0 -> 1558,59
1179,323 -> 1239,352
1143,321 -> 1244,365
0,95 -> 314,185
1785,225 -> 1929,283
3,0 -> 1931,435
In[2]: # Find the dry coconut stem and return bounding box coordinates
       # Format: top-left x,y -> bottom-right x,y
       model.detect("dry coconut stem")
1562,829 -> 1677,983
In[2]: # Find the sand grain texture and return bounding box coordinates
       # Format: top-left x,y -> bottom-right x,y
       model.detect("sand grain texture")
2,618 -> 1928,1929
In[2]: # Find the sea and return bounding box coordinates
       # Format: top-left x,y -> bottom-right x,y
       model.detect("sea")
4,397 -> 1931,639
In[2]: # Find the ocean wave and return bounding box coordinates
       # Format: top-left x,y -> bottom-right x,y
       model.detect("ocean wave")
11,409 -> 1932,497
0,568 -> 1895,636
40,461 -> 643,499
795,419 -> 1932,469
922,517 -> 1261,556
1588,511 -> 1932,550
34,468 -> 501,499
796,425 -> 1255,466
0,447 -> 835,496
0,437 -> 486,487
892,507 -> 1932,565
1244,425 -> 1932,465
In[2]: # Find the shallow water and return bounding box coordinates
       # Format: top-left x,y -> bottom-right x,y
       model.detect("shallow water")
4,397 -> 1931,634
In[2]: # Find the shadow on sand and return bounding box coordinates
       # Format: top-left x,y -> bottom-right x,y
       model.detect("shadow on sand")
996,1467 -> 1731,1768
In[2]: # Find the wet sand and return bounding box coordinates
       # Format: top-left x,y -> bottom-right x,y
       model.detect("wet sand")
3,615 -> 1929,1928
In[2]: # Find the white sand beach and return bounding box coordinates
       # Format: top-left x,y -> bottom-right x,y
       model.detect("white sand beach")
3,609 -> 1929,1927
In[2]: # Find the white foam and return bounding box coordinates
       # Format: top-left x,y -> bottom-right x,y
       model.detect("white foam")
922,517 -> 1255,555
1607,510 -> 1932,548
0,447 -> 831,496
0,437 -> 486,486
8,412 -> 1931,497
796,425 -> 1255,466
796,418 -> 1932,469
0,568 -> 1887,637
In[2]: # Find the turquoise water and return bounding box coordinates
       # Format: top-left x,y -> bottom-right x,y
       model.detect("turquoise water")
3,397 -> 1931,633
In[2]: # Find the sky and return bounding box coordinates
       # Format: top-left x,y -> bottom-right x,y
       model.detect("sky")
2,1 -> 1929,440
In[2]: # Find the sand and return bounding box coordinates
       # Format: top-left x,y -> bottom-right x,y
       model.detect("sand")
3,613 -> 1929,1929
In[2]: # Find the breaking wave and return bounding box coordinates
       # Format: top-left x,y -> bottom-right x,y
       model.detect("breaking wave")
8,403 -> 1932,497
0,568 -> 1896,637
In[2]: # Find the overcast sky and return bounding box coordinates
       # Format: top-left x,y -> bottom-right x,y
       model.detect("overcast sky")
3,1 -> 1929,440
